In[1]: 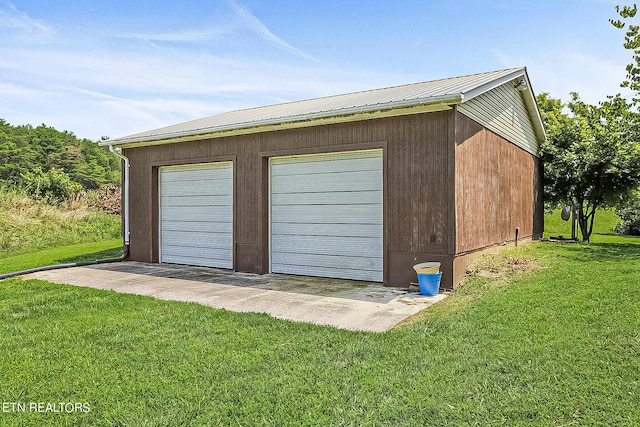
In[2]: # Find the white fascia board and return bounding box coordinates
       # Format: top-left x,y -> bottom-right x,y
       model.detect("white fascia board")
460,68 -> 526,102
519,72 -> 546,143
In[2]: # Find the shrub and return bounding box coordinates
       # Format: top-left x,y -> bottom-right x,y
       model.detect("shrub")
615,198 -> 640,235
21,167 -> 82,204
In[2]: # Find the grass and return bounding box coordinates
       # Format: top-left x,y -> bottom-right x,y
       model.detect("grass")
0,240 -> 123,274
0,211 -> 638,425
543,207 -> 623,242
0,189 -> 121,259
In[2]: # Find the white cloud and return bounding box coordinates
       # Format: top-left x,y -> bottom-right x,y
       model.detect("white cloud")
227,0 -> 320,62
0,2 -> 431,140
0,39 -> 405,139
0,1 -> 55,38
113,27 -> 235,44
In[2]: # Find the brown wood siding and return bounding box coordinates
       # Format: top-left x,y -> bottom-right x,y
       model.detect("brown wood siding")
454,112 -> 542,254
124,111 -> 453,286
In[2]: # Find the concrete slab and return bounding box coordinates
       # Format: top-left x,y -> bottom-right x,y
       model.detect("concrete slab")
22,262 -> 446,332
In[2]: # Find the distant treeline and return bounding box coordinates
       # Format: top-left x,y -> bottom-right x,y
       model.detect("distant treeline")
0,119 -> 120,202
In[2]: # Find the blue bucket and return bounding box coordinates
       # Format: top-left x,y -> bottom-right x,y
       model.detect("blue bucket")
417,272 -> 442,296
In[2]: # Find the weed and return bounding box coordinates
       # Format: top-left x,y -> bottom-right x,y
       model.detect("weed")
0,188 -> 120,258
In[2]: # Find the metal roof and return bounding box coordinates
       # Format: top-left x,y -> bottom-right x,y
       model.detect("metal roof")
102,67 -> 543,146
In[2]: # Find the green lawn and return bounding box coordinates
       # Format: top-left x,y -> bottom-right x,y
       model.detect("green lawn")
0,239 -> 123,275
0,215 -> 639,425
543,207 -> 623,242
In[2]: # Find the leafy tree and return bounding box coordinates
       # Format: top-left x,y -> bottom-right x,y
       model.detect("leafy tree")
21,167 -> 82,204
610,4 -> 640,102
538,92 -> 640,242
0,119 -> 120,192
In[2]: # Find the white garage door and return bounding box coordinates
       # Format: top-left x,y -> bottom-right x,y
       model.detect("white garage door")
270,149 -> 383,282
159,162 -> 233,269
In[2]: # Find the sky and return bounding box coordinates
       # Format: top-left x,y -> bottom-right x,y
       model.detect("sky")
0,0 -> 636,141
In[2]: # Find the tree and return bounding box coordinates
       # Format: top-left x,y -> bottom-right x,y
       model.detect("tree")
21,167 -> 82,204
0,119 -> 121,191
610,4 -> 640,101
538,92 -> 640,242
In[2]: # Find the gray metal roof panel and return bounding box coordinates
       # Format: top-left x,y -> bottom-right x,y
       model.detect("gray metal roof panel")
102,67 -> 529,145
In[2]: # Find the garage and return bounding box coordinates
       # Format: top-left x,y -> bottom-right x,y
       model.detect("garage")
103,67 -> 545,289
159,162 -> 233,269
270,150 -> 383,282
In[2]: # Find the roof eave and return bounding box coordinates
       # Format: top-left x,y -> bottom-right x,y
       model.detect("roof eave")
460,67 -> 526,102
519,71 -> 547,144
99,95 -> 461,148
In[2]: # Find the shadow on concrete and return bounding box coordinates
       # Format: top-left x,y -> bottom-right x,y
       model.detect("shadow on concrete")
87,261 -> 406,304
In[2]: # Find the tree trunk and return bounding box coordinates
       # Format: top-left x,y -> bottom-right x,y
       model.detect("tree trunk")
577,203 -> 596,243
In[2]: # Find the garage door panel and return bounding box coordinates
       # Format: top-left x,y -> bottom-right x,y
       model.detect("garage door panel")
271,222 -> 381,238
162,246 -> 232,260
271,170 -> 381,194
161,220 -> 232,234
160,167 -> 232,182
160,178 -> 233,197
161,194 -> 233,207
272,190 -> 382,206
161,231 -> 232,248
160,162 -> 233,269
272,235 -> 382,257
161,206 -> 232,222
271,150 -> 383,282
272,252 -> 382,271
272,204 -> 382,224
271,156 -> 382,176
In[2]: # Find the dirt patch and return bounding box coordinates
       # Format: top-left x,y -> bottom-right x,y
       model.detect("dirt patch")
464,254 -> 542,283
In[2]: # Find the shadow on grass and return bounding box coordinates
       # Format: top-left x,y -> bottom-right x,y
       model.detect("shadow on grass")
58,247 -> 123,264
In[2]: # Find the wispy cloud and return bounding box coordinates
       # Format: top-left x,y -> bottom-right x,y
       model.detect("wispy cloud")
227,0 -> 320,62
1,1 -> 409,139
113,26 -> 235,45
0,1 -> 55,38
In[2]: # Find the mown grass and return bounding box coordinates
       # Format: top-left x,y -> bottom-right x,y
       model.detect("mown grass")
0,240 -> 123,274
543,207 -> 622,242
0,213 -> 638,425
0,189 -> 121,259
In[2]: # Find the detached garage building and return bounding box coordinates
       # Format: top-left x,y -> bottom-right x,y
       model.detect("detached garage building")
101,67 -> 545,289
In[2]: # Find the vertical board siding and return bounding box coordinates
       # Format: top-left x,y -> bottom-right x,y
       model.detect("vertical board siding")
458,81 -> 538,156
270,150 -> 383,282
159,162 -> 233,268
124,110 -> 453,285
455,113 -> 538,253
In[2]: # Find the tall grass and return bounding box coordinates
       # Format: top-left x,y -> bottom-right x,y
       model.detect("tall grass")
0,188 -> 121,258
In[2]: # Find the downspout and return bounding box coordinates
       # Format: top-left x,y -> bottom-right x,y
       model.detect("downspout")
0,146 -> 130,281
109,145 -> 131,250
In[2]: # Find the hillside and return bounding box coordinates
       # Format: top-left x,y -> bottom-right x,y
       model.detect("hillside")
0,119 -> 122,257
0,119 -> 120,194
0,190 -> 121,258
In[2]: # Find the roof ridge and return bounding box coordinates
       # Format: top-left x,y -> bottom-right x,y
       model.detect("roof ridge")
225,67 -> 526,113
102,67 -> 531,145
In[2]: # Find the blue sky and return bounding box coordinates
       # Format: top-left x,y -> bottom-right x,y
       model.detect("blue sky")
0,0 -> 635,140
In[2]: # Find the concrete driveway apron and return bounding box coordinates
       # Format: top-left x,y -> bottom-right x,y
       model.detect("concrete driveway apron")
23,261 -> 446,332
